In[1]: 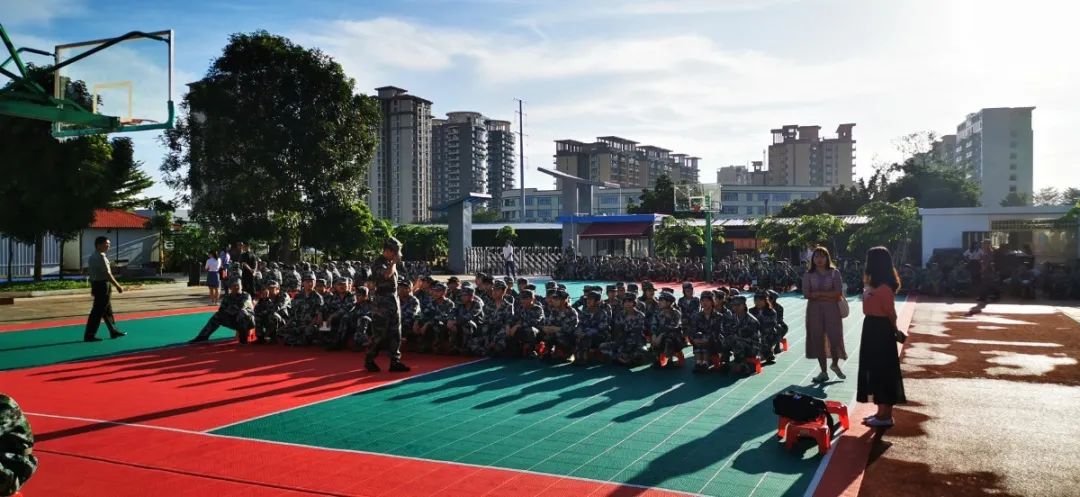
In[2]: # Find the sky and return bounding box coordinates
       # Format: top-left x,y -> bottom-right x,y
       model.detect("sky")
3,0 -> 1078,203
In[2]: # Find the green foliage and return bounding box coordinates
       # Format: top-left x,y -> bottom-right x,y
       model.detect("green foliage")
789,214 -> 846,250
753,217 -> 793,254
848,198 -> 920,261
161,31 -> 380,250
0,278 -> 174,293
170,224 -> 221,265
883,158 -> 979,208
628,175 -> 676,215
776,179 -> 880,217
495,225 -> 517,246
999,192 -> 1030,207
473,208 -> 503,223
1033,187 -> 1064,206
654,217 -> 725,258
394,225 -> 449,262
303,199 -> 376,259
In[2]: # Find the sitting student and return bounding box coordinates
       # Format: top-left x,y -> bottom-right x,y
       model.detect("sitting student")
190,278 -> 256,343
473,280 -> 514,356
728,295 -> 761,375
540,290 -> 578,360
677,282 -> 701,330
574,290 -> 610,366
416,282 -> 455,353
1,394 -> 37,496
254,280 -> 290,344
281,273 -> 324,346
651,291 -> 685,368
750,292 -> 781,363
603,284 -> 620,315
320,277 -> 355,350
639,283 -> 660,337
448,287 -> 485,355
346,287 -> 374,351
446,276 -> 462,305
398,280 -> 422,351
689,290 -> 720,373
766,289 -> 788,354
602,294 -> 650,367
504,289 -> 544,358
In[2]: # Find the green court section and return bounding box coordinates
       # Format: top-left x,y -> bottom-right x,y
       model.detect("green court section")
217,296 -> 868,497
0,312 -> 214,370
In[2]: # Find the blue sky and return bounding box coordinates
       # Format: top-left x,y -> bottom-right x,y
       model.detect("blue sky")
3,0 -> 1077,202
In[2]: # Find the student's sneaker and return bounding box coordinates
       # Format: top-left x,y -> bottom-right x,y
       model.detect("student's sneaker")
84,336 -> 103,342
110,330 -> 127,339
811,371 -> 829,383
389,361 -> 410,373
365,360 -> 381,373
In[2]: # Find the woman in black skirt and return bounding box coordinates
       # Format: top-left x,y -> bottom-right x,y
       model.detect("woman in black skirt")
857,246 -> 906,427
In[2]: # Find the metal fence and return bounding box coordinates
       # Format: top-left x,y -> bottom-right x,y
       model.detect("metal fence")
0,234 -> 62,279
465,246 -> 561,276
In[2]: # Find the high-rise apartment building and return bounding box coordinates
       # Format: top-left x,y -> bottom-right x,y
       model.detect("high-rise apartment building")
432,112 -> 488,208
718,165 -> 751,185
554,136 -> 699,190
954,107 -> 1034,206
367,86 -> 433,223
485,119 -> 516,206
765,124 -> 855,187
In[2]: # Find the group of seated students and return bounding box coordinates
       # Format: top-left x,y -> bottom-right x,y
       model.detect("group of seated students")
190,270 -> 790,375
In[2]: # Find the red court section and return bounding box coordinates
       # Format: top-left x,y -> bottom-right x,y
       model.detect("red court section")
0,306 -> 217,333
24,415 -> 690,497
3,342 -> 470,431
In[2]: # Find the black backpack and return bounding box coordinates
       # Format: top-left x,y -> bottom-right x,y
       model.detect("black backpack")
773,391 -> 836,432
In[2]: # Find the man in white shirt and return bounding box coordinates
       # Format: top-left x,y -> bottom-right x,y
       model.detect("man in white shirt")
502,240 -> 517,280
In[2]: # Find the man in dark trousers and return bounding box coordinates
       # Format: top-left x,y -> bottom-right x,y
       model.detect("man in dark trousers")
366,237 -> 411,373
238,242 -> 257,297
84,236 -> 127,342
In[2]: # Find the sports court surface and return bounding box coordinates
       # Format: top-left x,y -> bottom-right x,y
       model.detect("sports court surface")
2,281 -> 914,497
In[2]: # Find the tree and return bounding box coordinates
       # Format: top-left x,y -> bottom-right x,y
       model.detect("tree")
144,199 -> 176,273
753,217 -> 793,255
302,198 -> 376,259
161,31 -> 380,260
1062,188 -> 1080,206
107,137 -> 157,209
0,66 -> 122,280
394,225 -> 449,262
495,225 -> 517,246
473,208 -> 503,223
848,198 -> 920,263
1000,192 -> 1030,207
1033,187 -> 1063,206
789,214 -> 846,253
883,158 -> 980,208
653,217 -> 725,258
628,175 -> 676,215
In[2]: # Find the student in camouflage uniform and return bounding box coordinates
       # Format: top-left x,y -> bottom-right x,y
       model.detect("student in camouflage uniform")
603,285 -> 620,316
574,290 -> 609,366
448,287 -> 485,355
366,238 -> 410,372
282,273 -> 323,346
470,280 -> 512,355
0,394 -> 36,496
190,278 -> 256,343
766,289 -> 788,353
504,289 -> 543,358
254,280 -> 290,344
603,294 -> 649,367
651,291 -> 685,368
539,290 -> 578,360
418,282 -> 455,353
347,287 -> 374,351
727,295 -> 761,375
282,264 -> 301,296
446,276 -> 462,305
677,282 -> 701,329
750,292 -> 781,362
398,280 -> 421,351
689,290 -> 720,373
320,277 -> 355,350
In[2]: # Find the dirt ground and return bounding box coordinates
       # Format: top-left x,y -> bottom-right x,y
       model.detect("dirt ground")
859,300 -> 1080,497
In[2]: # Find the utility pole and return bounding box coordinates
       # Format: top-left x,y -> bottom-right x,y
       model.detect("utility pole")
515,98 -> 525,222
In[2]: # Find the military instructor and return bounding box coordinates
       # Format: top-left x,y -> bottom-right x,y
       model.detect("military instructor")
84,236 -> 127,342
365,237 -> 410,373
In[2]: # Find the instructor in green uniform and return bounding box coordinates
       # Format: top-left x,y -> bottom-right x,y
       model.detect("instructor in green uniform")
365,237 -> 410,373
84,236 -> 127,342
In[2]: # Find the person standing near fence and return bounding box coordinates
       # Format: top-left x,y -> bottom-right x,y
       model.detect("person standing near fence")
84,236 -> 126,342
503,239 -> 517,280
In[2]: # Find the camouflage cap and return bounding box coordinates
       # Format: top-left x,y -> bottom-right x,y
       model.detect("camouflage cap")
383,237 -> 402,252
493,280 -> 508,290
355,286 -> 369,296
615,281 -> 626,288
754,291 -> 769,301
682,282 -> 694,289
267,280 -> 280,288
432,282 -> 447,291
699,290 -> 714,299
333,276 -> 347,285
658,292 -> 677,303
228,278 -> 242,288
730,295 -> 747,305
519,289 -> 535,300
301,272 -> 315,281
545,281 -> 557,289
448,276 -> 460,283
766,289 -> 780,299
621,294 -> 638,303
627,283 -> 639,292
554,290 -> 569,300
557,284 -> 567,291
461,287 -> 475,297
641,281 -> 654,290
660,287 -> 674,294
585,290 -> 602,301
461,281 -> 473,288
397,279 -> 411,288
605,284 -> 617,292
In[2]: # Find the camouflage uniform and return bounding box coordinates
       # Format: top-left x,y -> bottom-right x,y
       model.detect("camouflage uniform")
450,290 -> 485,354
283,285 -> 323,346
501,298 -> 544,357
282,267 -> 301,295
689,305 -> 720,370
347,290 -> 374,351
399,283 -> 421,349
677,292 -> 701,330
729,311 -> 761,370
475,293 -> 514,356
320,283 -> 355,349
603,302 -> 649,366
254,285 -> 290,343
651,297 -> 684,362
750,305 -> 780,361
574,300 -> 610,364
541,298 -> 578,358
191,281 -> 256,343
0,395 -> 37,496
368,252 -> 405,367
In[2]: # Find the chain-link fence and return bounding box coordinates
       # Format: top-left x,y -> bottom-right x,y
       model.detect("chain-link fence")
465,246 -> 561,276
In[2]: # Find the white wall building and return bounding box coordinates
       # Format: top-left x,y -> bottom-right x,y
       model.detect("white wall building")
500,187 -> 642,222
919,206 -> 1077,266
717,185 -> 830,217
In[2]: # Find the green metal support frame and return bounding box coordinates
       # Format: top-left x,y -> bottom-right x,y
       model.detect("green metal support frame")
0,22 -> 174,136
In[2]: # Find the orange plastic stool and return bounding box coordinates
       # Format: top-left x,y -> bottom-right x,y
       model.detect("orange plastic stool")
237,327 -> 256,343
745,357 -> 762,374
825,400 -> 850,430
781,338 -> 789,351
783,418 -> 831,455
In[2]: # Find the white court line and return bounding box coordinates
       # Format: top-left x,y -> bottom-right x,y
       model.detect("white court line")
205,357 -> 488,432
25,411 -> 703,497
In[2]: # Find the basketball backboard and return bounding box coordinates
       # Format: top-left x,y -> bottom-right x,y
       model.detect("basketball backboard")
52,30 -> 174,137
674,183 -> 722,214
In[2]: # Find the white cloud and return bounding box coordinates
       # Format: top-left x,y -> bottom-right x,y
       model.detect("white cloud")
0,0 -> 86,25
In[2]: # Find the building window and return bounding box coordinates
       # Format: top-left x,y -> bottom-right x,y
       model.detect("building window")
1009,186 -> 1017,193
1010,129 -> 1018,137
599,195 -> 618,205
526,210 -> 537,218
745,193 -> 755,202
771,192 -> 792,202
757,193 -> 769,202
525,197 -> 535,206
721,205 -> 738,214
1010,153 -> 1017,159
1010,174 -> 1017,181
537,197 -> 553,206
1010,141 -> 1017,148
721,192 -> 739,202
1010,163 -> 1017,170
744,206 -> 754,215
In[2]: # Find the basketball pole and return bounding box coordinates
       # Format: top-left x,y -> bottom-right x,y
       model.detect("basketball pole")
704,196 -> 713,282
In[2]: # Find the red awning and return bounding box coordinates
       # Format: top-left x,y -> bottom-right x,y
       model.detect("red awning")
579,222 -> 653,239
